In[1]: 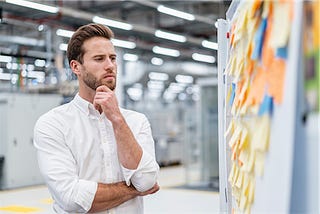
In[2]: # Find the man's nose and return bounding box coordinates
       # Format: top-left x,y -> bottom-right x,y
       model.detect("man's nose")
104,58 -> 115,70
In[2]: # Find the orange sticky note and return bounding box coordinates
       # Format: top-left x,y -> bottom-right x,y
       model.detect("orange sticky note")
267,58 -> 286,104
247,66 -> 267,106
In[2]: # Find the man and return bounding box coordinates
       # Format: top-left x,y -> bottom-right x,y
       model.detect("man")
34,23 -> 160,213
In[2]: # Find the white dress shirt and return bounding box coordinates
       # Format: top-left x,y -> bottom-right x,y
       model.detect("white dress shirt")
34,94 -> 159,214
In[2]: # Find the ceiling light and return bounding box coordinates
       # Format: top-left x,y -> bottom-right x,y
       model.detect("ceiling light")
56,29 -> 74,38
155,30 -> 186,43
151,57 -> 163,66
0,73 -> 18,81
111,39 -> 136,49
175,74 -> 194,84
5,0 -> 59,13
147,80 -> 164,91
59,43 -> 68,51
168,82 -> 185,93
38,25 -> 44,32
123,53 -> 138,62
127,87 -> 143,101
93,16 -> 133,31
148,72 -> 169,81
157,5 -> 195,21
0,55 -> 12,63
152,46 -> 180,57
192,53 -> 216,63
34,59 -> 46,67
202,40 -> 218,50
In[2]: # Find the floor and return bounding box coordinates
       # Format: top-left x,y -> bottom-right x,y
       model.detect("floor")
0,166 -> 220,214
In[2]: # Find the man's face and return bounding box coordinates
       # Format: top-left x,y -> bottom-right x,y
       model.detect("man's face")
79,36 -> 117,91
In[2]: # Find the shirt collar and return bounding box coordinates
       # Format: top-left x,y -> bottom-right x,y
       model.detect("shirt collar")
73,93 -> 100,117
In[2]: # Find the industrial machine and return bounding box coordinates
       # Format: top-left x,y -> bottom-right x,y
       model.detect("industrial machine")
0,93 -> 62,189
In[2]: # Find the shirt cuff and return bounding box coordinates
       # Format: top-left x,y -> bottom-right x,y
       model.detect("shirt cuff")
121,151 -> 158,187
74,179 -> 98,212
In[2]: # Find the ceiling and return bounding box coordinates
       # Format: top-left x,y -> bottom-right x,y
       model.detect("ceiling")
0,0 -> 230,98
0,0 -> 230,63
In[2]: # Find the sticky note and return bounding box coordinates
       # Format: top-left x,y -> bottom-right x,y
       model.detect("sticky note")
258,94 -> 273,116
230,83 -> 236,106
255,151 -> 265,177
270,2 -> 291,48
266,58 -> 286,104
276,47 -> 288,59
251,18 -> 267,60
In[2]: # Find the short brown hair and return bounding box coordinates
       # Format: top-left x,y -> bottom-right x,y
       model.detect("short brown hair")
67,23 -> 114,64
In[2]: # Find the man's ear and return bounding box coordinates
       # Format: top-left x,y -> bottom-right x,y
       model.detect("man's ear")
70,60 -> 81,76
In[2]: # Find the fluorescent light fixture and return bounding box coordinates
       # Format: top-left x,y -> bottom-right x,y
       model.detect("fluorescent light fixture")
147,80 -> 164,90
155,30 -> 186,43
93,16 -> 132,31
202,40 -> 218,50
151,57 -> 163,66
6,0 -> 59,13
127,87 -> 143,101
175,74 -> 193,84
168,82 -> 185,93
6,62 -> 18,70
34,59 -> 46,67
0,55 -> 12,63
56,29 -> 74,38
157,5 -> 195,21
38,25 -> 44,32
152,46 -> 180,57
192,53 -> 216,63
0,73 -> 18,81
163,90 -> 177,102
123,53 -> 138,62
148,72 -> 169,81
148,90 -> 162,99
59,43 -> 68,51
111,39 -> 136,49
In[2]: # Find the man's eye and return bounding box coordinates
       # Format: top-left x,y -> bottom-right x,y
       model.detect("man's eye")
95,57 -> 103,61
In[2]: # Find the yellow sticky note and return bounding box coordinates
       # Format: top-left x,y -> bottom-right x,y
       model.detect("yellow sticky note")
248,180 -> 255,203
246,150 -> 256,173
251,115 -> 270,152
241,173 -> 250,196
239,194 -> 248,211
235,170 -> 244,188
232,166 -> 240,186
225,119 -> 234,138
255,151 -> 265,177
239,126 -> 248,149
229,124 -> 242,148
270,2 -> 291,48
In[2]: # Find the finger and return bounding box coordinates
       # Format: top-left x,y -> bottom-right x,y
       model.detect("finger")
96,85 -> 111,92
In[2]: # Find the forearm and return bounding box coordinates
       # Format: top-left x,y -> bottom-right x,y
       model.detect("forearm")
89,181 -> 138,213
112,116 -> 143,169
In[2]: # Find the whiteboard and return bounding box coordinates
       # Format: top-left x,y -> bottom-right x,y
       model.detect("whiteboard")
218,1 -> 304,213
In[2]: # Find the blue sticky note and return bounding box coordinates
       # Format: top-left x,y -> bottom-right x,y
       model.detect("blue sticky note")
276,47 -> 288,59
251,18 -> 267,60
258,94 -> 273,116
229,83 -> 236,106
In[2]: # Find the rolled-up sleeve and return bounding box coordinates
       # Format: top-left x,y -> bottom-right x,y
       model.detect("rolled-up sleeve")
121,115 -> 160,192
34,115 -> 97,213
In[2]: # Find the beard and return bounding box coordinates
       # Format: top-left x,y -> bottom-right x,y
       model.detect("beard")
82,70 -> 116,91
